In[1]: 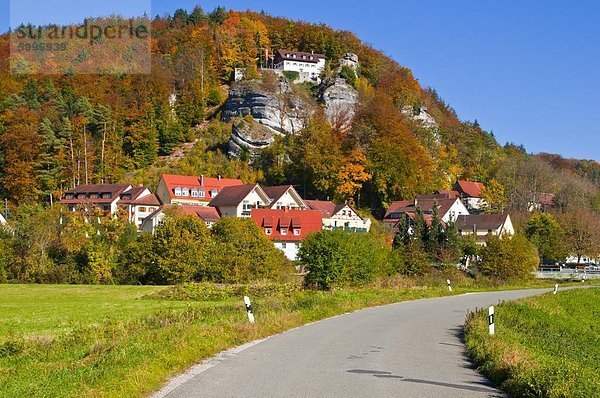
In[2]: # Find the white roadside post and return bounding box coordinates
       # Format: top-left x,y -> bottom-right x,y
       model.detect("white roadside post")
488,306 -> 495,336
446,279 -> 452,292
553,283 -> 558,295
243,296 -> 255,324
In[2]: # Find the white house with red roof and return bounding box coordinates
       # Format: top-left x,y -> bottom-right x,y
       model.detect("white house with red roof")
455,213 -> 514,245
453,180 -> 487,212
273,50 -> 326,83
141,204 -> 221,234
305,200 -> 371,232
384,193 -> 469,228
251,208 -> 322,261
156,174 -> 244,206
262,185 -> 306,210
209,184 -> 271,218
117,186 -> 161,229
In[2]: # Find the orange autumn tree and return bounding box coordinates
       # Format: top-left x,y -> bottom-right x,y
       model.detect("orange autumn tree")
336,149 -> 371,204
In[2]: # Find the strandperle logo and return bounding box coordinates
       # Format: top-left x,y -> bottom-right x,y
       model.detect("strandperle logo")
10,16 -> 151,75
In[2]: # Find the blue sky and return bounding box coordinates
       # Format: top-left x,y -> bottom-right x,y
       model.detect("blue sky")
2,0 -> 599,160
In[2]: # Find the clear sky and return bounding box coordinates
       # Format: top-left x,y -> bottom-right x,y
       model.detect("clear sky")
2,0 -> 599,160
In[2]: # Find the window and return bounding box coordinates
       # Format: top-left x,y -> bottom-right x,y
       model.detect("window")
181,188 -> 189,197
295,243 -> 300,248
65,194 -> 74,200
281,228 -> 287,236
102,193 -> 111,199
191,189 -> 199,197
89,193 -> 99,199
199,190 -> 205,198
211,189 -> 219,197
138,207 -> 146,213
148,207 -> 155,212
265,228 -> 272,235
293,229 -> 300,236
77,193 -> 87,199
174,187 -> 182,196
281,243 -> 287,249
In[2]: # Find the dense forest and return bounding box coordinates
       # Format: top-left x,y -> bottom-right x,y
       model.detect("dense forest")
0,6 -> 599,283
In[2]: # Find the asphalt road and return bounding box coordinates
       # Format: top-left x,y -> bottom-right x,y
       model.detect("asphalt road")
155,288 -> 555,398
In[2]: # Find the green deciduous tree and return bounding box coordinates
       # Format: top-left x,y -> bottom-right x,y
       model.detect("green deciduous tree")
480,234 -> 539,281
525,213 -> 567,264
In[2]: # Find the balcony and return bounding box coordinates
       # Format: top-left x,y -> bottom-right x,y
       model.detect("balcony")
329,226 -> 368,233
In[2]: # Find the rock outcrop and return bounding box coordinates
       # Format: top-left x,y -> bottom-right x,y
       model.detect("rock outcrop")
228,118 -> 275,159
401,106 -> 438,129
317,77 -> 359,131
222,73 -> 309,135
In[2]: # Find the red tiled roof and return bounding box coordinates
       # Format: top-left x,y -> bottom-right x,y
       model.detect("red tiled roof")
455,181 -> 484,198
159,204 -> 221,222
535,192 -> 555,206
304,200 -> 336,217
118,187 -> 161,206
262,185 -> 293,203
208,184 -> 261,207
160,174 -> 243,200
251,209 -> 322,241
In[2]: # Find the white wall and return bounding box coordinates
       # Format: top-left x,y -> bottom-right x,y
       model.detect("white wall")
236,189 -> 269,217
274,241 -> 301,261
271,190 -> 304,210
443,200 -> 470,223
323,205 -> 371,232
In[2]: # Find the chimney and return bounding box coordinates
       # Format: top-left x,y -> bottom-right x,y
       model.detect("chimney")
218,175 -> 222,181
200,175 -> 204,186
472,223 -> 477,235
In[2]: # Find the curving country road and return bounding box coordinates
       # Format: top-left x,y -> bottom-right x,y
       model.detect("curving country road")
155,288 -> 556,398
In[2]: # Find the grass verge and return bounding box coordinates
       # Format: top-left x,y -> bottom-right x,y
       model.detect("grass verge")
0,278 -> 591,397
464,287 -> 600,398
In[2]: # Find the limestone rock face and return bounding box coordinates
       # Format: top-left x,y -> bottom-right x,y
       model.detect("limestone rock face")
401,106 -> 438,129
222,75 -> 308,135
228,119 -> 275,159
317,77 -> 359,130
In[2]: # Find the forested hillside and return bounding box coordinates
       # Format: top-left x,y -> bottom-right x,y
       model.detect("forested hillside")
1,5 -> 599,217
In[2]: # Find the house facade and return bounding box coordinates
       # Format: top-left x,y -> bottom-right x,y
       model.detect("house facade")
455,213 -> 514,245
251,208 -> 322,261
208,184 -> 271,218
263,185 -> 306,210
384,194 -> 470,228
141,204 -> 221,234
117,187 -> 161,229
453,180 -> 487,212
305,200 -> 371,232
61,184 -> 132,214
156,174 -> 244,206
273,50 -> 326,83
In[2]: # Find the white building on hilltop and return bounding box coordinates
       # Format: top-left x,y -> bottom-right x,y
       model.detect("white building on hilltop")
273,50 -> 326,83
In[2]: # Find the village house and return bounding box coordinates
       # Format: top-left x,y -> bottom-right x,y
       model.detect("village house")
208,184 -> 271,218
305,200 -> 371,232
273,49 -> 326,83
453,180 -> 487,212
141,204 -> 221,234
527,192 -> 555,212
250,208 -> 322,261
384,193 -> 470,228
117,186 -> 161,229
60,184 -> 160,230
156,174 -> 244,206
263,185 -> 307,210
455,213 -> 514,245
61,184 -> 132,214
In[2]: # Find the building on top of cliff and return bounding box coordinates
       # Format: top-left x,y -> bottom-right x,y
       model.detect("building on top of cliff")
272,49 -> 326,83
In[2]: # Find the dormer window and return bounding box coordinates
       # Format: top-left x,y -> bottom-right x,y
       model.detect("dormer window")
191,189 -> 199,198
102,193 -> 111,199
181,188 -> 189,197
199,190 -> 205,198
302,55 -> 306,59
90,193 -> 99,199
211,189 -> 219,197
174,187 -> 182,197
65,194 -> 74,200
294,229 -> 301,236
309,55 -> 314,60
281,228 -> 287,236
265,228 -> 272,235
77,193 -> 87,199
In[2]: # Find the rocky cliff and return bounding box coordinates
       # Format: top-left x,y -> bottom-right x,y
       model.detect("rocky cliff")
317,76 -> 358,131
228,118 -> 275,158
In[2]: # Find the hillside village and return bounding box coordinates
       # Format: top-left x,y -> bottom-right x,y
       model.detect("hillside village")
59,170 -> 513,262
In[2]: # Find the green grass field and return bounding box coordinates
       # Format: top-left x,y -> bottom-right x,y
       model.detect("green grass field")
464,287 -> 600,398
0,285 -> 202,337
0,280 -> 589,397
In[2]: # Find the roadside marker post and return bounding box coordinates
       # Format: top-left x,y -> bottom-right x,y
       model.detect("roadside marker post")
446,279 -> 452,292
553,284 -> 558,295
488,306 -> 495,336
243,296 -> 255,324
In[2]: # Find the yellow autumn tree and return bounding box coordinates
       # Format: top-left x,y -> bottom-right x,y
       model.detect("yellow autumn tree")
336,149 -> 371,203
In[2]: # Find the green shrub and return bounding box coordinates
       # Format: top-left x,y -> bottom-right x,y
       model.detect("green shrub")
210,217 -> 292,283
282,70 -> 299,82
340,65 -> 357,86
300,230 -> 391,289
480,234 -> 539,281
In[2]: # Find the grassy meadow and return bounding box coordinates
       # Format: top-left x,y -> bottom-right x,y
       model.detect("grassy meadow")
0,279 -> 591,397
464,287 -> 600,398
